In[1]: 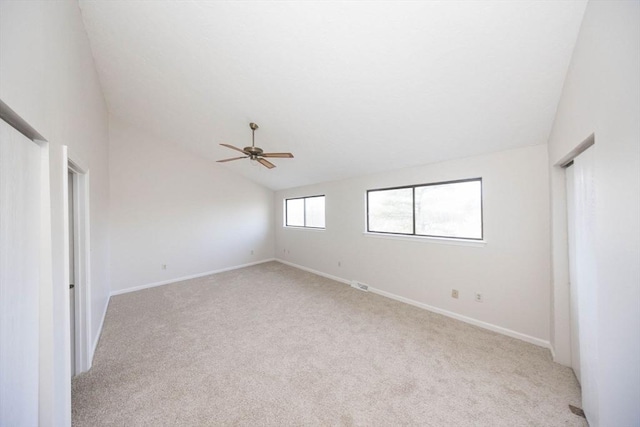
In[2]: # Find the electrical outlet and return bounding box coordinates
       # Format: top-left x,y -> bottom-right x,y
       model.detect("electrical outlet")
251,250 -> 254,255
338,261 -> 341,267
451,289 -> 459,299
162,264 -> 167,270
475,292 -> 483,302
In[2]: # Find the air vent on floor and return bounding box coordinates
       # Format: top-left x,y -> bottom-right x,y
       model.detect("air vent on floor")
350,281 -> 369,292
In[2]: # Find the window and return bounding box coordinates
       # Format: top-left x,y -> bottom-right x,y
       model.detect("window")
367,178 -> 482,240
285,195 -> 325,229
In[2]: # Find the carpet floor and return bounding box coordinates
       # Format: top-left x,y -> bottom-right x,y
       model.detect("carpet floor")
72,261 -> 586,426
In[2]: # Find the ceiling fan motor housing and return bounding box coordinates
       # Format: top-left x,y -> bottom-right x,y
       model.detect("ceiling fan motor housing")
244,146 -> 264,156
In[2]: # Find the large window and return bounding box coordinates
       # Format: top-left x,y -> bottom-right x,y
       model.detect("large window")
367,178 -> 482,240
285,195 -> 325,229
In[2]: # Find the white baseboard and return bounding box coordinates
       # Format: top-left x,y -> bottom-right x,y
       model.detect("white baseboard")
277,259 -> 351,286
90,296 -> 110,366
368,287 -> 550,349
110,258 -> 276,297
275,258 -> 551,350
549,344 -> 557,361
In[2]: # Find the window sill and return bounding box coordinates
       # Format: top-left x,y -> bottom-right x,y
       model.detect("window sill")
284,226 -> 325,232
362,232 -> 486,247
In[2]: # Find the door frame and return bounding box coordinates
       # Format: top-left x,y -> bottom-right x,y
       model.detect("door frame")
66,151 -> 91,375
564,162 -> 581,383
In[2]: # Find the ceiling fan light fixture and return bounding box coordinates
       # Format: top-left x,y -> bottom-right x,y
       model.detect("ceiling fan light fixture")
217,123 -> 294,169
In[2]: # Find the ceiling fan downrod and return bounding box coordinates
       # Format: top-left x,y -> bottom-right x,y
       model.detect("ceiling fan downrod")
245,123 -> 263,157
250,122 -> 258,148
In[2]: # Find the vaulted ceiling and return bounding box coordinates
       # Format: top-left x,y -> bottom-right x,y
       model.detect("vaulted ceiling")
79,1 -> 587,190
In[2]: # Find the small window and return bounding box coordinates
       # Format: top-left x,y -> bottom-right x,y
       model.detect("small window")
367,178 -> 482,240
285,195 -> 325,229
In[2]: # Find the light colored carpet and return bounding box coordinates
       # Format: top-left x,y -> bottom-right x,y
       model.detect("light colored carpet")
72,261 -> 585,426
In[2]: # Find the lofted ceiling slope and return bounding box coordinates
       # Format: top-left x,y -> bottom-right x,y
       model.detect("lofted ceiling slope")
79,1 -> 587,190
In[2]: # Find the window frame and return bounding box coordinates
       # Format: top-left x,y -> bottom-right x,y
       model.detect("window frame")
285,194 -> 326,229
366,178 -> 483,241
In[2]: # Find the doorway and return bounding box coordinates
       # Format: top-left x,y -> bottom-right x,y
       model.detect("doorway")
68,170 -> 76,377
66,158 -> 91,377
565,163 -> 580,383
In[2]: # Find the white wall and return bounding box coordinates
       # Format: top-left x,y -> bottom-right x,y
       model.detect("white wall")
547,1 -> 640,425
109,118 -> 275,293
0,1 -> 110,425
276,144 -> 551,344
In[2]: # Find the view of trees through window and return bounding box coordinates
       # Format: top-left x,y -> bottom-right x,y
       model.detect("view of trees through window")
367,179 -> 482,240
285,195 -> 325,228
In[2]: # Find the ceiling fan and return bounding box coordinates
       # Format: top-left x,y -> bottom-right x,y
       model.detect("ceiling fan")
217,123 -> 294,169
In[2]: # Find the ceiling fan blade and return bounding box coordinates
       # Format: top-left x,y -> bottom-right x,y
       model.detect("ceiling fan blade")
261,152 -> 294,158
217,156 -> 248,163
220,143 -> 249,154
257,158 -> 276,169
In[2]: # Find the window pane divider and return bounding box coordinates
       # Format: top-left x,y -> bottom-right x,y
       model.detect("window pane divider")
412,186 -> 416,235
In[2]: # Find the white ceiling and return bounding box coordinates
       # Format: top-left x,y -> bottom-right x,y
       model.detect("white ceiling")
79,1 -> 587,191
